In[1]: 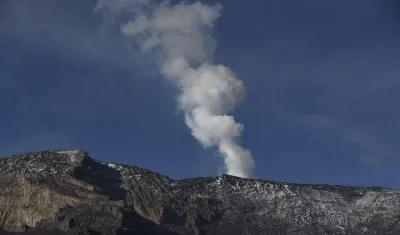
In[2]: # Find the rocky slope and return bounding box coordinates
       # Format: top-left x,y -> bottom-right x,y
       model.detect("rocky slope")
0,150 -> 399,234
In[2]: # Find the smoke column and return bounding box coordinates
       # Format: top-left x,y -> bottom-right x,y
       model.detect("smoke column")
95,0 -> 255,178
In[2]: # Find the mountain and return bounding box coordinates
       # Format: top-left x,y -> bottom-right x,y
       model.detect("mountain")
0,150 -> 399,235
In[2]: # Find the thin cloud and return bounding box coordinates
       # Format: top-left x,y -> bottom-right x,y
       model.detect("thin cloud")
300,114 -> 389,169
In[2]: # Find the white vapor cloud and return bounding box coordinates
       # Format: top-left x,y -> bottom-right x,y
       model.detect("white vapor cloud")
95,0 -> 254,178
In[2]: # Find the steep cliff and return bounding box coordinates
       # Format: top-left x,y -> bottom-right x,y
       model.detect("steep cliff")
0,150 -> 399,235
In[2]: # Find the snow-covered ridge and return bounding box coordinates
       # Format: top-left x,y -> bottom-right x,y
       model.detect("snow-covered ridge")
56,150 -> 80,155
0,149 -> 89,175
0,150 -> 393,194
1,149 -> 400,234
1,150 -> 398,208
96,160 -> 125,171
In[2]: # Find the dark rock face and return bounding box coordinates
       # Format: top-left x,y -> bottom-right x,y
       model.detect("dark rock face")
0,150 -> 399,235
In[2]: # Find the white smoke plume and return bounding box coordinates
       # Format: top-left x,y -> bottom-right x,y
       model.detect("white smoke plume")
95,0 -> 255,178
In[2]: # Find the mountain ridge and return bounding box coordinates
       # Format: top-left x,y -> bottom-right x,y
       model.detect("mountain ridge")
0,149 -> 399,235
8,149 -> 383,189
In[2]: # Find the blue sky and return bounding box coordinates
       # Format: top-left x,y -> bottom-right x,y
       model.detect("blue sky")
1,0 -> 400,188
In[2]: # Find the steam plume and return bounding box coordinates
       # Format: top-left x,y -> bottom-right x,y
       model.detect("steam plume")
95,0 -> 254,178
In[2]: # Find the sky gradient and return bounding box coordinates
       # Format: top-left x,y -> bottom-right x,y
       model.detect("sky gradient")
1,0 -> 400,188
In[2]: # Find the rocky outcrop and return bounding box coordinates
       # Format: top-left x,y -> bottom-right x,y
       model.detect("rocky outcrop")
0,150 -> 399,234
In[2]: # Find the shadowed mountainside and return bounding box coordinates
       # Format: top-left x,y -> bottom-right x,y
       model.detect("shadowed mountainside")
0,150 -> 399,235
